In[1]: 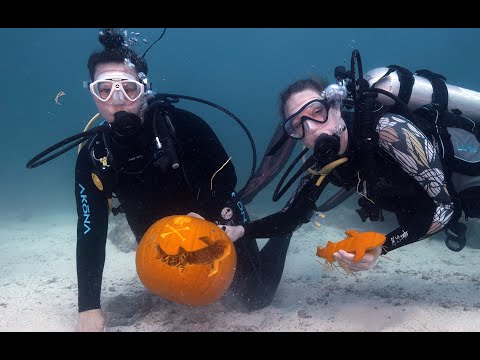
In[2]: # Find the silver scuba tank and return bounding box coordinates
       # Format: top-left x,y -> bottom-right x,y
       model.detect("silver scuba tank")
364,67 -> 480,121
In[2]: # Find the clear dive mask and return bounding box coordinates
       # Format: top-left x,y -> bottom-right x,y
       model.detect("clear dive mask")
284,99 -> 329,139
89,75 -> 145,103
283,81 -> 348,139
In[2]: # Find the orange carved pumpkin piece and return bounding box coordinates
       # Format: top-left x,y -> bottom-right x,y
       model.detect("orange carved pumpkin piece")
316,229 -> 386,271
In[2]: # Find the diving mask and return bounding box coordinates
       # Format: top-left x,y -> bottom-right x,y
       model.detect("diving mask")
284,99 -> 329,139
284,82 -> 347,139
90,72 -> 145,102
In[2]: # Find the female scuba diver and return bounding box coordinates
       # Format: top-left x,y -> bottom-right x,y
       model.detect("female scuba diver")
222,49 -> 480,273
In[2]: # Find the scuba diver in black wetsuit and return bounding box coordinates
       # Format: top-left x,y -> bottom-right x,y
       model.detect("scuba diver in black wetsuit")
223,49 -> 480,272
26,28 -> 293,332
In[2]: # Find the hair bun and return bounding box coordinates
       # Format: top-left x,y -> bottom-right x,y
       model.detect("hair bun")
99,28 -> 125,50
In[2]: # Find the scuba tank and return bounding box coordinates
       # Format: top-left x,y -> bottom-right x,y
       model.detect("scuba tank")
365,66 -> 480,122
365,65 -> 480,175
363,65 -> 480,252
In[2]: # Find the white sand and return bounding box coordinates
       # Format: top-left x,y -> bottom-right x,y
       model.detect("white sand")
1,209 -> 480,332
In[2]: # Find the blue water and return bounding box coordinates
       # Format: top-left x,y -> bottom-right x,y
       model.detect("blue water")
2,28 -> 480,218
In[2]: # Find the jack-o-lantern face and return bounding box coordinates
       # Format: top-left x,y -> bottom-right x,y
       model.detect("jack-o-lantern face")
136,215 -> 237,306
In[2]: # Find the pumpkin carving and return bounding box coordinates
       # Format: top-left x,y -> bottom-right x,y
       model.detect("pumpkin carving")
136,215 -> 237,306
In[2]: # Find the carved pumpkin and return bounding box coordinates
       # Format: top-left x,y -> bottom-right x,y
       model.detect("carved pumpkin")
136,215 -> 237,306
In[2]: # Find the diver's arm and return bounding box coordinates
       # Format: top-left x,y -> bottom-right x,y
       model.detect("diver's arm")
382,215 -> 434,253
376,113 -> 455,252
75,147 -> 110,312
242,175 -> 327,239
242,212 -> 304,239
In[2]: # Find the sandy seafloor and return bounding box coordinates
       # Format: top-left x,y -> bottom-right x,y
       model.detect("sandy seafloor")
1,202 -> 479,332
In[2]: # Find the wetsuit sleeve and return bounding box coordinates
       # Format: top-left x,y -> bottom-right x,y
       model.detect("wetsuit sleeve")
376,113 -> 455,252
178,110 -> 237,221
243,174 -> 328,238
75,145 -> 109,312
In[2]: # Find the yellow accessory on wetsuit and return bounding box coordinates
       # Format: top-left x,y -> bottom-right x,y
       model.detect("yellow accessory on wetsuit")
309,157 -> 349,187
210,157 -> 232,191
304,157 -> 349,229
78,113 -> 101,153
78,113 -> 113,213
92,172 -> 104,191
301,141 -> 348,187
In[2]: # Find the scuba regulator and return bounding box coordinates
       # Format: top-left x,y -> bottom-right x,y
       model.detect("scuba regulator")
269,49 -> 417,227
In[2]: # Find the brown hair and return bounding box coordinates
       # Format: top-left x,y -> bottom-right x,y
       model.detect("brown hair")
278,77 -> 328,121
87,28 -> 148,81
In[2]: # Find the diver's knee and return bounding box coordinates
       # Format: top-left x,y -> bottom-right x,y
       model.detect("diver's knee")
243,295 -> 274,312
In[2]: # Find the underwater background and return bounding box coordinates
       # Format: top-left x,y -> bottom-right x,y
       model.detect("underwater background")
2,28 -> 480,333
2,28 -> 480,219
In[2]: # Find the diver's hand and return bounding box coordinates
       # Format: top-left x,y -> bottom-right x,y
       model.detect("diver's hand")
219,225 -> 244,242
187,212 -> 205,219
75,309 -> 106,332
333,246 -> 382,272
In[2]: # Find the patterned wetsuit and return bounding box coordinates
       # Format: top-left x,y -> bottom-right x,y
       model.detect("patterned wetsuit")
243,113 -> 455,253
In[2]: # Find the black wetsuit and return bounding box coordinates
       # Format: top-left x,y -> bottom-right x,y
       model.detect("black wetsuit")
75,105 -> 291,312
243,112 -> 455,253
